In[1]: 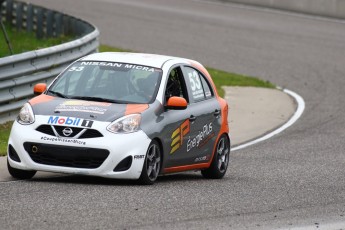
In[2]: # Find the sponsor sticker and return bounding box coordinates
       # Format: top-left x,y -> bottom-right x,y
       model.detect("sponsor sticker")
40,136 -> 86,145
194,155 -> 210,162
134,155 -> 145,159
47,116 -> 93,128
80,62 -> 157,72
170,120 -> 215,154
81,120 -> 94,128
170,119 -> 190,154
62,100 -> 111,107
187,123 -> 213,152
55,100 -> 110,115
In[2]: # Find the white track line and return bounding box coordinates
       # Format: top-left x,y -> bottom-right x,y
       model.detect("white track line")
232,88 -> 305,151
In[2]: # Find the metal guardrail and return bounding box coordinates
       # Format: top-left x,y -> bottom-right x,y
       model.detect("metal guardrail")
0,0 -> 99,123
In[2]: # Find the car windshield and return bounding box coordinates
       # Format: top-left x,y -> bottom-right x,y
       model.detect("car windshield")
48,61 -> 162,104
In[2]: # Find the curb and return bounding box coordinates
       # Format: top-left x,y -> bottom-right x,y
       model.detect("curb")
232,87 -> 305,151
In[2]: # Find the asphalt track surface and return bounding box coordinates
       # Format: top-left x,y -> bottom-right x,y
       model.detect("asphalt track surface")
2,0 -> 345,229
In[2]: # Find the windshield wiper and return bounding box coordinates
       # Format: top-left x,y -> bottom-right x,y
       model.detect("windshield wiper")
71,96 -> 125,104
47,90 -> 69,99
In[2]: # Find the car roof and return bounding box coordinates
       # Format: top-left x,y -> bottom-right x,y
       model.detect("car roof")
80,52 -> 188,68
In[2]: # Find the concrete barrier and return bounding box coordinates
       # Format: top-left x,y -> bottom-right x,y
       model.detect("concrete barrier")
216,0 -> 345,19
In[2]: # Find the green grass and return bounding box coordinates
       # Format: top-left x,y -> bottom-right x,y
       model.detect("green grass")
99,44 -> 131,53
207,68 -> 275,97
0,24 -> 73,58
0,121 -> 13,156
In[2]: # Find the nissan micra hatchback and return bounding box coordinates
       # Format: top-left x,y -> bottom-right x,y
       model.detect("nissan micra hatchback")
7,52 -> 231,184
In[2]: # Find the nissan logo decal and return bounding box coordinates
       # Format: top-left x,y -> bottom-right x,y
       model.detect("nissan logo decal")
62,127 -> 73,137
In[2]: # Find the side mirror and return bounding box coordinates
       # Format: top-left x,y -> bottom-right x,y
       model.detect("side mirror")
33,83 -> 47,96
165,96 -> 187,110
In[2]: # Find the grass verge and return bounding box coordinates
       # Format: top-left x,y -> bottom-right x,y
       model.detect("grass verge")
207,68 -> 274,96
0,24 -> 73,58
0,121 -> 13,156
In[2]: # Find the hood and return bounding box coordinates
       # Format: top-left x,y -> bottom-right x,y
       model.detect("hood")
29,94 -> 149,122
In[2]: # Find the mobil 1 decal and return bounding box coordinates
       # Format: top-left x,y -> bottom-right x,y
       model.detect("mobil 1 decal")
47,116 -> 93,128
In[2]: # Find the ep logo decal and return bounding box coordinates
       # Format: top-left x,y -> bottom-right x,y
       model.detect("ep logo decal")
170,119 -> 190,154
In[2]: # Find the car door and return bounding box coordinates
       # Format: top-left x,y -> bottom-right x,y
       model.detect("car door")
160,66 -> 192,169
181,66 -> 221,165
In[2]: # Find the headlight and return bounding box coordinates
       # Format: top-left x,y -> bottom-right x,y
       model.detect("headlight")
17,103 -> 35,125
107,114 -> 141,134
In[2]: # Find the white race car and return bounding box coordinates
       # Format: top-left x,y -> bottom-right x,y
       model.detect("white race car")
7,52 -> 230,184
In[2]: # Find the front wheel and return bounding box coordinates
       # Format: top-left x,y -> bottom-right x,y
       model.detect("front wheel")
7,158 -> 36,180
201,134 -> 230,179
138,140 -> 162,185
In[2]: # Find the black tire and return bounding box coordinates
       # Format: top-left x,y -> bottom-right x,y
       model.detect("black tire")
138,140 -> 162,185
201,134 -> 230,179
7,158 -> 36,180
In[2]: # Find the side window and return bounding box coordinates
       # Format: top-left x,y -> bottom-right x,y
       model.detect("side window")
165,67 -> 188,103
200,76 -> 212,99
184,67 -> 214,102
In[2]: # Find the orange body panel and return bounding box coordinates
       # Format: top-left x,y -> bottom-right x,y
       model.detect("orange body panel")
29,94 -> 55,106
125,104 -> 149,115
163,163 -> 209,174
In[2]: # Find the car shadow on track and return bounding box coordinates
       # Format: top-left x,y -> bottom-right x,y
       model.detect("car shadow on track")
29,171 -> 206,186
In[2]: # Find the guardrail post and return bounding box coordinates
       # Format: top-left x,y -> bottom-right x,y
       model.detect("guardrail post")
46,10 -> 53,37
5,0 -> 12,23
15,1 -> 22,29
54,13 -> 62,37
26,4 -> 33,32
36,7 -> 43,39
69,17 -> 76,35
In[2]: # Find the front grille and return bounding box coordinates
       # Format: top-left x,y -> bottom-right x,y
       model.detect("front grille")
36,125 -> 55,136
24,142 -> 109,169
79,129 -> 103,139
36,125 -> 103,139
54,126 -> 83,137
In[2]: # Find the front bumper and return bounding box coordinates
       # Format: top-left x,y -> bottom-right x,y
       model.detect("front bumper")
7,116 -> 151,180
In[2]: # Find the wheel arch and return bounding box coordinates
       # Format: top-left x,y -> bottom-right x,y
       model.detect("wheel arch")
151,137 -> 164,173
209,132 -> 231,166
